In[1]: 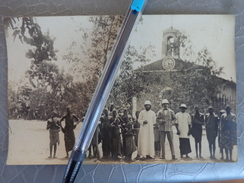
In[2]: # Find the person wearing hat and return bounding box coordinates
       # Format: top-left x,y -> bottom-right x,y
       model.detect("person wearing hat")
205,106 -> 218,159
46,111 -> 60,158
175,104 -> 192,158
137,100 -> 156,159
156,99 -> 176,160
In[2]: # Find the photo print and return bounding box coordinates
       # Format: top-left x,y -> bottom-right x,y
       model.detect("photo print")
5,15 -> 236,165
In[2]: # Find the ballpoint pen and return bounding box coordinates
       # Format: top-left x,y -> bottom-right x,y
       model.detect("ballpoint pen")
62,0 -> 147,182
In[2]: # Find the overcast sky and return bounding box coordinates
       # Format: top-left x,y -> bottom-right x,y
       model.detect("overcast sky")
6,15 -> 235,83
130,15 -> 235,81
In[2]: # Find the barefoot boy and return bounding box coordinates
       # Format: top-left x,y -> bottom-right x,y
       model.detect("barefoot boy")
47,113 -> 60,158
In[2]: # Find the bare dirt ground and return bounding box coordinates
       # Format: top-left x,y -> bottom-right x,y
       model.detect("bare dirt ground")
7,120 -> 238,165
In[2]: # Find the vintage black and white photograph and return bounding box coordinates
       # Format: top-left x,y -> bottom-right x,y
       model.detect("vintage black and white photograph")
5,15 -> 237,165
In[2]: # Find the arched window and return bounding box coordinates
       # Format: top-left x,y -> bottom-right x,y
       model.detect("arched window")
167,36 -> 175,56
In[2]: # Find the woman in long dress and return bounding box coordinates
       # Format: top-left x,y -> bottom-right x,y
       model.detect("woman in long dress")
220,106 -> 236,161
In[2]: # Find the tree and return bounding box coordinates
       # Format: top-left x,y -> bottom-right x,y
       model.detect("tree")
62,15 -> 125,113
61,15 -> 158,114
8,81 -> 20,119
108,45 -> 156,109
109,30 -> 228,114
5,17 -> 75,119
5,17 -> 57,88
63,15 -> 124,81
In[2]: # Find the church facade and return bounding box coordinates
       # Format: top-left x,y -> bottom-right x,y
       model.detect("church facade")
132,27 -> 236,115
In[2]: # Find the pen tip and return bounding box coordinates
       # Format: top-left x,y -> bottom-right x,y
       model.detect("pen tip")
63,150 -> 86,183
63,159 -> 81,183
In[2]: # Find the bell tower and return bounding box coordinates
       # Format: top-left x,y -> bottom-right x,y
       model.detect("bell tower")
162,27 -> 180,59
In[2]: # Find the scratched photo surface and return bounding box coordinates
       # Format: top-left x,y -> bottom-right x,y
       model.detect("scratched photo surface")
5,15 -> 237,165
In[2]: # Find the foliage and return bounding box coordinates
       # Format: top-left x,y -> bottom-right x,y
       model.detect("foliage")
7,16 -> 126,120
135,43 -> 228,113
63,15 -> 124,81
5,17 -> 57,88
7,16 -> 231,120
6,17 -> 68,119
61,15 -> 156,116
108,45 -> 156,109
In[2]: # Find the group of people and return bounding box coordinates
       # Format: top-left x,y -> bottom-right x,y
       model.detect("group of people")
155,99 -> 236,161
46,106 -> 80,159
94,105 -> 138,161
96,99 -> 236,162
46,100 -> 236,163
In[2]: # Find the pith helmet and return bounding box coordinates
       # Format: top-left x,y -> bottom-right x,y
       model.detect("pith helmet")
162,99 -> 169,104
144,100 -> 151,105
180,104 -> 187,109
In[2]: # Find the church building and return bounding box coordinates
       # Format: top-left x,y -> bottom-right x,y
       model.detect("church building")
132,27 -> 236,115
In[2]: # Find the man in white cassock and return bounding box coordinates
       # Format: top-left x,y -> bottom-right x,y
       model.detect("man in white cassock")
138,100 -> 156,159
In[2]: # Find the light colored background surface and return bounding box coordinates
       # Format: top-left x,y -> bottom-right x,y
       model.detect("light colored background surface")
0,0 -> 244,182
7,120 -> 238,165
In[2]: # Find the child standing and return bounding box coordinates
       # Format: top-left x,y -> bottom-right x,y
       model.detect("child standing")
47,113 -> 60,158
124,122 -> 137,161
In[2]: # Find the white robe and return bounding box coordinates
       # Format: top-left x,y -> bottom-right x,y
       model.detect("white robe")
138,109 -> 156,158
175,112 -> 191,138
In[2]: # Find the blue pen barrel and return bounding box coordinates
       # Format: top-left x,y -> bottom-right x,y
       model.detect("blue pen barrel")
131,0 -> 147,11
74,8 -> 140,153
63,150 -> 86,183
63,0 -> 148,182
